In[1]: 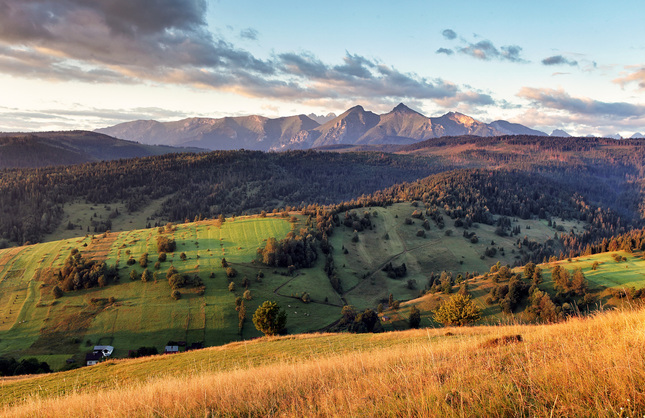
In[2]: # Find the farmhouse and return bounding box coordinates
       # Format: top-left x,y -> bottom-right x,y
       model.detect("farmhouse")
93,345 -> 114,357
85,352 -> 103,366
164,345 -> 179,354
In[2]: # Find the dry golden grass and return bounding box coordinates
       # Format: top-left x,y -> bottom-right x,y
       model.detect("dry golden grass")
3,306 -> 645,417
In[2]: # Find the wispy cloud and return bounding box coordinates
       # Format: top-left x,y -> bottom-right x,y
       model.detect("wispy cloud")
436,48 -> 454,56
542,55 -> 578,66
239,28 -> 259,41
614,66 -> 645,89
518,87 -> 645,118
437,29 -> 526,63
459,41 -> 526,63
441,29 -> 457,40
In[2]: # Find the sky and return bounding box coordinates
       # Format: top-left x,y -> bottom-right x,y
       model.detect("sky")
0,0 -> 644,136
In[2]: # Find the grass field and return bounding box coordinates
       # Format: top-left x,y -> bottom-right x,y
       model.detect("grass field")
1,305 -> 643,416
332,202 -> 581,308
0,215 -> 315,366
381,249 -> 645,331
2,201 -> 643,370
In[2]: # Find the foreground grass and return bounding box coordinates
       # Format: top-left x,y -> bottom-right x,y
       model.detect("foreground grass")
2,306 -> 644,417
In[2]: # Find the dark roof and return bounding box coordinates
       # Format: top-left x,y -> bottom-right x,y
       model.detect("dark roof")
86,352 -> 103,361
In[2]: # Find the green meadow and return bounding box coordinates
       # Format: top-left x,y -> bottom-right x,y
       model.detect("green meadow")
0,215 -> 325,368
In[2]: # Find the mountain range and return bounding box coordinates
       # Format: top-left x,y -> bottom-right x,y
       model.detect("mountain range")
0,131 -> 200,169
96,104 -> 553,151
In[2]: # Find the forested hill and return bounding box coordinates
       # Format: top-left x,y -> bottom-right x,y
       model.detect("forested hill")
0,150 -> 439,244
2,134 -> 645,248
0,131 -> 201,168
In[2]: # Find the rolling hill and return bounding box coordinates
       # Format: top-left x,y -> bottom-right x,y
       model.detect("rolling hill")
95,104 -> 548,150
1,303 -> 643,416
0,131 -> 200,169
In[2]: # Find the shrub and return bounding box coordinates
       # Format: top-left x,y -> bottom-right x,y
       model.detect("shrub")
243,289 -> 252,300
409,306 -> 421,329
171,290 -> 181,300
52,285 -> 63,299
228,282 -> 236,292
433,294 -> 482,326
139,253 -> 148,268
252,301 -> 287,336
156,236 -> 176,253
168,273 -> 186,290
226,267 -> 237,278
158,252 -> 167,262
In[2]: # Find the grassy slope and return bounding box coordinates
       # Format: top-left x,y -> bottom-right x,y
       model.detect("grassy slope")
1,306 -> 644,416
332,202 -> 581,308
0,216 -> 330,368
2,201 -> 643,370
384,250 -> 645,330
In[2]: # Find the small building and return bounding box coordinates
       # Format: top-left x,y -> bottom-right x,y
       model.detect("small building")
187,341 -> 204,351
85,352 -> 103,366
164,345 -> 179,354
93,345 -> 114,357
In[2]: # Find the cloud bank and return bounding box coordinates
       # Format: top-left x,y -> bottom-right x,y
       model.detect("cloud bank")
0,0 -> 493,109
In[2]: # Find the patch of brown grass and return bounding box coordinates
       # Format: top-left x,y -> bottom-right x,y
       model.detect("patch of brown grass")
3,307 -> 645,417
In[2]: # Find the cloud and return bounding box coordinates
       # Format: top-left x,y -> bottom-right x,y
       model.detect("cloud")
459,40 -> 526,63
513,107 -> 645,137
0,105 -> 193,131
239,28 -> 258,41
518,87 -> 645,118
0,1 -> 496,111
436,48 -> 454,55
614,66 -> 645,89
541,55 -> 578,66
442,29 -> 457,40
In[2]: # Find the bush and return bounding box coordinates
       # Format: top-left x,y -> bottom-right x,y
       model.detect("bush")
171,290 -> 181,300
252,301 -> 287,336
156,236 -> 176,253
433,294 -> 481,326
226,267 -> 237,278
168,273 -> 186,290
228,281 -> 236,292
158,252 -> 167,262
139,253 -> 148,268
409,306 -> 421,329
243,289 -> 252,300
52,285 -> 63,299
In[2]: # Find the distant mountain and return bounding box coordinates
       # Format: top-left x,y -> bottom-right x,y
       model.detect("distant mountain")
307,112 -> 337,124
551,129 -> 571,137
630,132 -> 644,139
0,131 -> 199,169
97,115 -> 319,151
605,133 -> 623,140
96,104 -> 548,151
489,120 -> 548,136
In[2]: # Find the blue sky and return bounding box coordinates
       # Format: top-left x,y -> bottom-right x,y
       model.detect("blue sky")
0,0 -> 643,136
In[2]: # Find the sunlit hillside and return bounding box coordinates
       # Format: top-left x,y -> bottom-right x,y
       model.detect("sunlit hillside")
1,306 -> 643,416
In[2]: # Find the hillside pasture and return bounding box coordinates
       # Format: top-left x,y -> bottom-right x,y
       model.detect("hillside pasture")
0,216 -> 296,364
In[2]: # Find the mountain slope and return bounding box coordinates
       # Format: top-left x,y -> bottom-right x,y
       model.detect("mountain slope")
308,105 -> 381,147
489,120 -> 548,136
0,131 -> 198,169
97,115 -> 320,151
95,104 -> 545,151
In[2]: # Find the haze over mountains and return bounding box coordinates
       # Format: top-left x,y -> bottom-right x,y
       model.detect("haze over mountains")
96,104 -> 555,151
